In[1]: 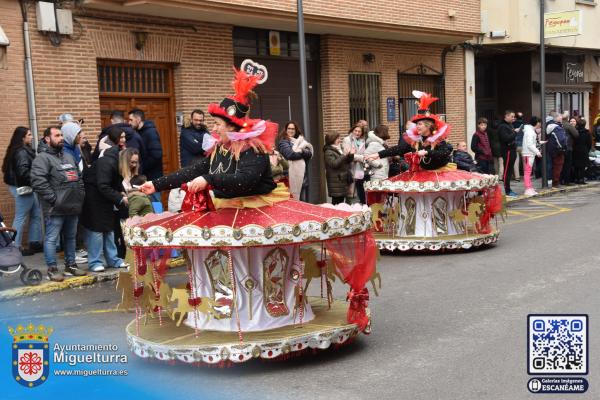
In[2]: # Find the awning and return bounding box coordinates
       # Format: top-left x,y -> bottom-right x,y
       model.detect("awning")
545,83 -> 593,93
0,25 -> 9,46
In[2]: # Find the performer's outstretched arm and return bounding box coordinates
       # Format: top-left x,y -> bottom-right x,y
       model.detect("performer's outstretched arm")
151,157 -> 210,192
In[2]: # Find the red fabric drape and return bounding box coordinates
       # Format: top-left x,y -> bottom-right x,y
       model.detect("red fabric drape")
325,232 -> 376,331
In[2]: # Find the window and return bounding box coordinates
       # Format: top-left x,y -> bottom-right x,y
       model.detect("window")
545,54 -> 562,73
349,73 -> 381,128
233,27 -> 318,60
97,61 -> 170,94
545,92 -> 584,116
397,73 -> 444,129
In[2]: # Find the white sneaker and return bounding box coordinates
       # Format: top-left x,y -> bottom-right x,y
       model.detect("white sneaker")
524,189 -> 537,197
89,265 -> 106,272
114,262 -> 130,269
76,249 -> 88,257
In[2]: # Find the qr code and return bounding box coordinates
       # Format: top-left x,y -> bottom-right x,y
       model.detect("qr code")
528,315 -> 588,375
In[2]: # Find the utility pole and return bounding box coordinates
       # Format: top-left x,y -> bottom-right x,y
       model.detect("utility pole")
297,0 -> 311,198
540,0 -> 548,188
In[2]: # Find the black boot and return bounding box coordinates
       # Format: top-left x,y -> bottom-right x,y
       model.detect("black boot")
29,241 -> 43,253
20,247 -> 35,256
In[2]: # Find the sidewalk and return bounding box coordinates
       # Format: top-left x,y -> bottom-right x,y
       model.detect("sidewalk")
0,252 -> 120,301
0,251 -> 186,301
502,176 -> 600,203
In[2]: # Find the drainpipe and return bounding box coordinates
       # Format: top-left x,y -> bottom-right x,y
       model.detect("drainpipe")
19,0 -> 39,150
441,45 -> 457,114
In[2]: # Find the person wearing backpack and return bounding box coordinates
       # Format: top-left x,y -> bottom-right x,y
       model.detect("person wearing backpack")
545,112 -> 568,188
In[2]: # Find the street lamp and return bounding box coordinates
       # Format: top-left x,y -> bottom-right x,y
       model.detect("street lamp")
297,0 -> 311,198
540,0 -> 548,188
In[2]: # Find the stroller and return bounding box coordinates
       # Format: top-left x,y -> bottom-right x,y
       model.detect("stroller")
586,143 -> 600,181
0,214 -> 43,286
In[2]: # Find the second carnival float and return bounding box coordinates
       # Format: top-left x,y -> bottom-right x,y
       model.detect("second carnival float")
365,91 -> 504,253
119,67 -> 379,366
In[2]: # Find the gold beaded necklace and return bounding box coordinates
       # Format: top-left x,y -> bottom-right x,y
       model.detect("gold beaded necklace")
209,145 -> 234,174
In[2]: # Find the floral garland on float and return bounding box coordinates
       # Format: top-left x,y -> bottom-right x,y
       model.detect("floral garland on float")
118,68 -> 380,366
365,91 -> 504,252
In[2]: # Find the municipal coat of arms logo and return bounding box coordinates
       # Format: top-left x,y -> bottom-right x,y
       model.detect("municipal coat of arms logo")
9,323 -> 52,388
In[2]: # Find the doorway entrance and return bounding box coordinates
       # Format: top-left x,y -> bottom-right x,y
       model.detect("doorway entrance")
97,60 -> 178,174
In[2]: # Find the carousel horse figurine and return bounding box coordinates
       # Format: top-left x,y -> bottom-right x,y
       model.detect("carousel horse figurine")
383,204 -> 400,233
370,203 -> 385,231
368,248 -> 382,296
326,279 -> 334,308
148,280 -> 173,317
169,288 -> 217,327
116,269 -> 159,322
466,202 -> 484,226
116,271 -> 134,311
299,246 -> 337,293
369,270 -> 382,297
448,208 -> 467,234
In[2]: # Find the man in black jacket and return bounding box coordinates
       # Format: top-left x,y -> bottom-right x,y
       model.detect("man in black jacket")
180,109 -> 209,167
497,110 -> 518,196
31,127 -> 87,281
129,108 -> 163,201
94,111 -> 146,169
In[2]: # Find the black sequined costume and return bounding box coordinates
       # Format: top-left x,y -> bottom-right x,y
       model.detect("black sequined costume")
378,137 -> 453,171
152,145 -> 276,198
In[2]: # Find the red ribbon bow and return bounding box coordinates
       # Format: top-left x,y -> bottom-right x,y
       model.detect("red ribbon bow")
180,184 -> 215,212
404,152 -> 422,173
346,287 -> 370,332
188,297 -> 203,307
133,287 -> 144,298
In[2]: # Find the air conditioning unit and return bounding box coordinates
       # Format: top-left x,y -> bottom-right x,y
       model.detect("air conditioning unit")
36,1 -> 73,35
57,9 -> 73,35
0,24 -> 9,46
36,1 -> 56,32
490,30 -> 507,38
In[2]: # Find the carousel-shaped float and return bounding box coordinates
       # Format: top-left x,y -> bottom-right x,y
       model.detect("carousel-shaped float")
365,91 -> 503,252
119,191 -> 377,365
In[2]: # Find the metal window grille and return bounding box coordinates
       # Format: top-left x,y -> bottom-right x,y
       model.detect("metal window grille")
349,73 -> 380,128
97,62 -> 169,94
397,73 -> 444,129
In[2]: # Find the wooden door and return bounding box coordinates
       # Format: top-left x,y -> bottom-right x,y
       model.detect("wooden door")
130,99 -> 177,175
97,61 -> 178,175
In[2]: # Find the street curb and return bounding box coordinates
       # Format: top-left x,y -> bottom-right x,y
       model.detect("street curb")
505,181 -> 599,204
0,257 -> 187,302
0,270 -> 119,302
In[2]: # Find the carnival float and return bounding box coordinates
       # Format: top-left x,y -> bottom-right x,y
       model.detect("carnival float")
118,68 -> 378,365
365,91 -> 504,252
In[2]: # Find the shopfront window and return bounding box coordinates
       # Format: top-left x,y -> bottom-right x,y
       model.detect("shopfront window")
545,92 -> 584,117
349,73 -> 381,128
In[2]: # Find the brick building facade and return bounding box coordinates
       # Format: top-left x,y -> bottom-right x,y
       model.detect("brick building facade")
0,0 -> 479,227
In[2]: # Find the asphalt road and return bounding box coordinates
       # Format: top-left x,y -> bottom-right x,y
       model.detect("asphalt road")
2,185 -> 600,400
